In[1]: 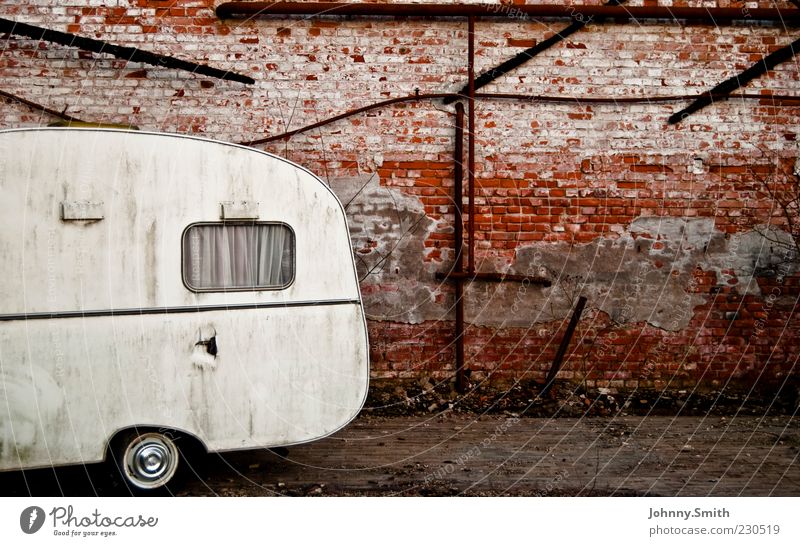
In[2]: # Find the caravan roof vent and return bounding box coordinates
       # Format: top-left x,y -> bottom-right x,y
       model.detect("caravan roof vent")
220,201 -> 260,220
61,200 -> 104,221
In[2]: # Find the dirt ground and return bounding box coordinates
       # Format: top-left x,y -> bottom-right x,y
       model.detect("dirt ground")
2,413 -> 798,496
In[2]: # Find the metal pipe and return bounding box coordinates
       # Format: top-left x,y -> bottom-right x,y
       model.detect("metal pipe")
467,16 -> 476,275
474,92 -> 800,103
436,271 -> 551,286
454,271 -> 466,393
216,2 -> 800,24
0,89 -> 84,122
453,102 -> 466,394
454,103 -> 465,275
540,296 -> 588,397
238,91 -> 800,146
239,92 -> 456,145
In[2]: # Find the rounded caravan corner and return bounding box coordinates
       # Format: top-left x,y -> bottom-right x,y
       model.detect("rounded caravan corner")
0,127 -> 371,483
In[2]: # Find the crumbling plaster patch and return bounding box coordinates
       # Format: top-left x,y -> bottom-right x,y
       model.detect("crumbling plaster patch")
330,175 -> 445,324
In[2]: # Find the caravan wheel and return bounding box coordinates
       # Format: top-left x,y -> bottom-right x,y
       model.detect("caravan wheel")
116,431 -> 180,491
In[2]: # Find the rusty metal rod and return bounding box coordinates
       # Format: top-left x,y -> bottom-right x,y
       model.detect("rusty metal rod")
0,17 -> 254,85
540,295 -> 587,397
453,103 -> 465,276
669,36 -> 800,124
454,270 -> 467,393
453,102 -> 466,394
436,271 -> 552,286
474,92 -> 800,103
216,2 -> 800,24
0,89 -> 84,122
239,91 -> 800,146
239,92 -> 456,145
467,16 -> 476,275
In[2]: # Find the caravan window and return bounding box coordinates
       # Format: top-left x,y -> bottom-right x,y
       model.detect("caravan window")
182,223 -> 294,291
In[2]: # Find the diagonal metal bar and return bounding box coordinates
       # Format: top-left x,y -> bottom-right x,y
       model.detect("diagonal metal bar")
0,17 -> 254,85
444,0 -> 626,104
668,36 -> 800,124
540,295 -> 587,398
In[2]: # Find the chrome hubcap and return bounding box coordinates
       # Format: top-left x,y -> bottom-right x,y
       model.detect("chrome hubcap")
124,434 -> 178,489
135,444 -> 170,479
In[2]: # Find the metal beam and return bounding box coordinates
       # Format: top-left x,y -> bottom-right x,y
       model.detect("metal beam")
453,102 -> 466,393
540,296 -> 587,397
669,36 -> 800,124
435,271 -> 552,286
0,17 -> 255,85
216,2 -> 800,24
444,0 -> 625,104
467,16 -> 476,275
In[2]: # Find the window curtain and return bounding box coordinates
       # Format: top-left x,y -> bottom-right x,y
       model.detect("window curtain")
184,224 -> 293,289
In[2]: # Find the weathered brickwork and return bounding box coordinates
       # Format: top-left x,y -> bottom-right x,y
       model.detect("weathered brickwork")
1,1 -> 798,393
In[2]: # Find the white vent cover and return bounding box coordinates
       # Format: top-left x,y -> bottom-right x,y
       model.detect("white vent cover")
61,201 -> 104,221
220,201 -> 260,220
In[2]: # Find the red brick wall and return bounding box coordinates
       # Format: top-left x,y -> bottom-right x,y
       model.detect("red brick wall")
2,1 -> 798,392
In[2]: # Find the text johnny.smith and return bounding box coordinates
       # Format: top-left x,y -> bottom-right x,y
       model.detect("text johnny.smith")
649,508 -> 730,520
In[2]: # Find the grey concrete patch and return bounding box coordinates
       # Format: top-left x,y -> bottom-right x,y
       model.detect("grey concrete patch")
472,232 -> 704,331
705,227 -> 798,295
477,218 -> 797,330
330,175 -> 446,324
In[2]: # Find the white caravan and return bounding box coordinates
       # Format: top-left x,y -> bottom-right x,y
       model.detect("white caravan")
0,128 -> 369,490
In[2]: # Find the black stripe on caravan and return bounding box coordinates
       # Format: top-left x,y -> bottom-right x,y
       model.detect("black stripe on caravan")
0,299 -> 362,322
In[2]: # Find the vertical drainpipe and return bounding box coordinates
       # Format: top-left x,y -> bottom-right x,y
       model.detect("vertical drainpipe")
452,16 -> 477,393
467,16 -> 476,275
453,16 -> 476,394
454,103 -> 466,393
